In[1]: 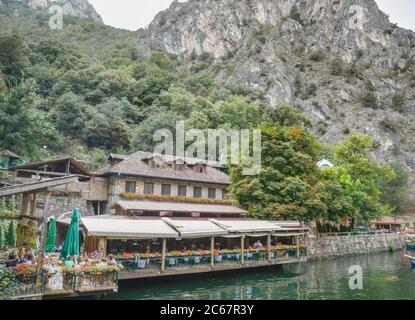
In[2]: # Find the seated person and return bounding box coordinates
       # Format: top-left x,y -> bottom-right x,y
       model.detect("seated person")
79,252 -> 89,265
64,256 -> 75,267
6,252 -> 18,268
25,253 -> 34,265
253,240 -> 263,249
107,254 -> 118,266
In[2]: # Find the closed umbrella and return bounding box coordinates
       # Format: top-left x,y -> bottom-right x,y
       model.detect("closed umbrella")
45,217 -> 56,253
61,208 -> 81,260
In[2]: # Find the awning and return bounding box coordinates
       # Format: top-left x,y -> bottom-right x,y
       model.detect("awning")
78,215 -> 307,240
81,216 -> 179,239
113,200 -> 247,215
210,219 -> 281,233
162,218 -> 229,239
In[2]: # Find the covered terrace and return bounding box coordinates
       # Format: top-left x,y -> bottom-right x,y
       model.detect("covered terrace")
76,215 -> 308,278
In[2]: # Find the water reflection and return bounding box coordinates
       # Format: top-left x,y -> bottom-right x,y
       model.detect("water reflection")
109,252 -> 414,300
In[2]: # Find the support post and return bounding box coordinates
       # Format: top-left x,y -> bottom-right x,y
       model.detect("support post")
36,190 -> 51,285
241,235 -> 245,266
296,235 -> 300,259
65,159 -> 71,175
210,237 -> 215,270
29,193 -> 37,217
267,234 -> 271,262
161,238 -> 167,273
20,193 -> 30,216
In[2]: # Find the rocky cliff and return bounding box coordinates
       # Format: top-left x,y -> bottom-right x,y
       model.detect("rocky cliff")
0,0 -> 102,22
146,0 -> 415,205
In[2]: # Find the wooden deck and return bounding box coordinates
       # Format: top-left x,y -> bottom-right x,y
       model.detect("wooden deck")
119,257 -> 307,281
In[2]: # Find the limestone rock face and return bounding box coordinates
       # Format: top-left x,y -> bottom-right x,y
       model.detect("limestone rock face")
147,0 -> 415,206
4,0 -> 102,22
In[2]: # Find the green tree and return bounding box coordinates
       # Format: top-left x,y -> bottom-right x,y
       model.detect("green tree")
0,35 -> 29,86
264,104 -> 312,128
229,125 -> 323,222
380,161 -> 408,215
334,134 -> 394,222
0,223 -> 4,249
5,222 -> 15,248
0,81 -> 62,157
53,92 -> 88,136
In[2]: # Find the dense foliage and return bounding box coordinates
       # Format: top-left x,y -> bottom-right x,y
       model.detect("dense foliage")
230,130 -> 404,230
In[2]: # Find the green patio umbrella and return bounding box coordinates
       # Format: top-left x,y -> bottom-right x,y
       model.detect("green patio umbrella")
61,208 -> 81,260
45,217 -> 56,253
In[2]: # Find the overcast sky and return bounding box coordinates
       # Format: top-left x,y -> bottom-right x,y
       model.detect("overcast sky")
88,0 -> 415,32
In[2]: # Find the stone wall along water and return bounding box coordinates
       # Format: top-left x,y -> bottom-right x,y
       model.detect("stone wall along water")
308,233 -> 402,259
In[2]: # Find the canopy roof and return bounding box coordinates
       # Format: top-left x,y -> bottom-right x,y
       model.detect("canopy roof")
210,219 -> 282,233
76,215 -> 306,240
81,215 -> 179,239
162,218 -> 228,238
113,200 -> 247,215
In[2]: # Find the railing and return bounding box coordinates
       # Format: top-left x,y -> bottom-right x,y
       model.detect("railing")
13,274 -> 44,298
117,249 -> 307,273
5,270 -> 119,299
317,231 -> 394,238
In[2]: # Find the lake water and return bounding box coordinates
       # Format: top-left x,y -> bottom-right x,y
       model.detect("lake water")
109,251 -> 415,300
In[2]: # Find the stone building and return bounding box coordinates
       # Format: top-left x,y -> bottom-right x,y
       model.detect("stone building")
86,151 -> 231,215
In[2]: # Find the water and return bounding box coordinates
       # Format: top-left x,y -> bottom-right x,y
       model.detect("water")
109,252 -> 415,300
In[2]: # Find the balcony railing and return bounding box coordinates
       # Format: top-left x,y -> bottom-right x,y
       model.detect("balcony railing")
116,248 -> 307,274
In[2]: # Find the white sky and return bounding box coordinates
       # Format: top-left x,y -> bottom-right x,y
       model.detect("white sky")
88,0 -> 415,32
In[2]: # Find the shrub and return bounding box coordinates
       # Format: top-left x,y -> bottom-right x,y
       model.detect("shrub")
310,50 -> 325,62
317,120 -> 328,135
347,63 -> 361,78
306,83 -> 318,97
361,91 -> 378,109
290,5 -> 302,23
380,117 -> 399,133
392,93 -> 406,112
330,58 -> 344,76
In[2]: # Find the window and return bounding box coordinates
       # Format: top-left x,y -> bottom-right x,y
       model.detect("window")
144,182 -> 154,195
197,165 -> 206,174
193,187 -> 202,198
161,184 -> 171,196
125,181 -> 136,193
208,188 -> 216,199
178,185 -> 187,197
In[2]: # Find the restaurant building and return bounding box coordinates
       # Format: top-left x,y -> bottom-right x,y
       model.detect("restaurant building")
48,152 -> 308,278
60,151 -> 309,278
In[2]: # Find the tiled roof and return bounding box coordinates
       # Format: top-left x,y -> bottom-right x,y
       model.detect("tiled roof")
112,200 -> 247,215
96,151 -> 230,185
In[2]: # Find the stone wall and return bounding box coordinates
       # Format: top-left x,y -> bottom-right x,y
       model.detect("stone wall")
35,192 -> 94,218
308,233 -> 402,260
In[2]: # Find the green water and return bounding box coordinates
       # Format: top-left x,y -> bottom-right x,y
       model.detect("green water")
110,252 -> 415,300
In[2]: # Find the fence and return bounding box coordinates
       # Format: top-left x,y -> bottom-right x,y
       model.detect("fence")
316,231 -> 393,238
4,270 -> 119,299
116,249 -> 307,273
